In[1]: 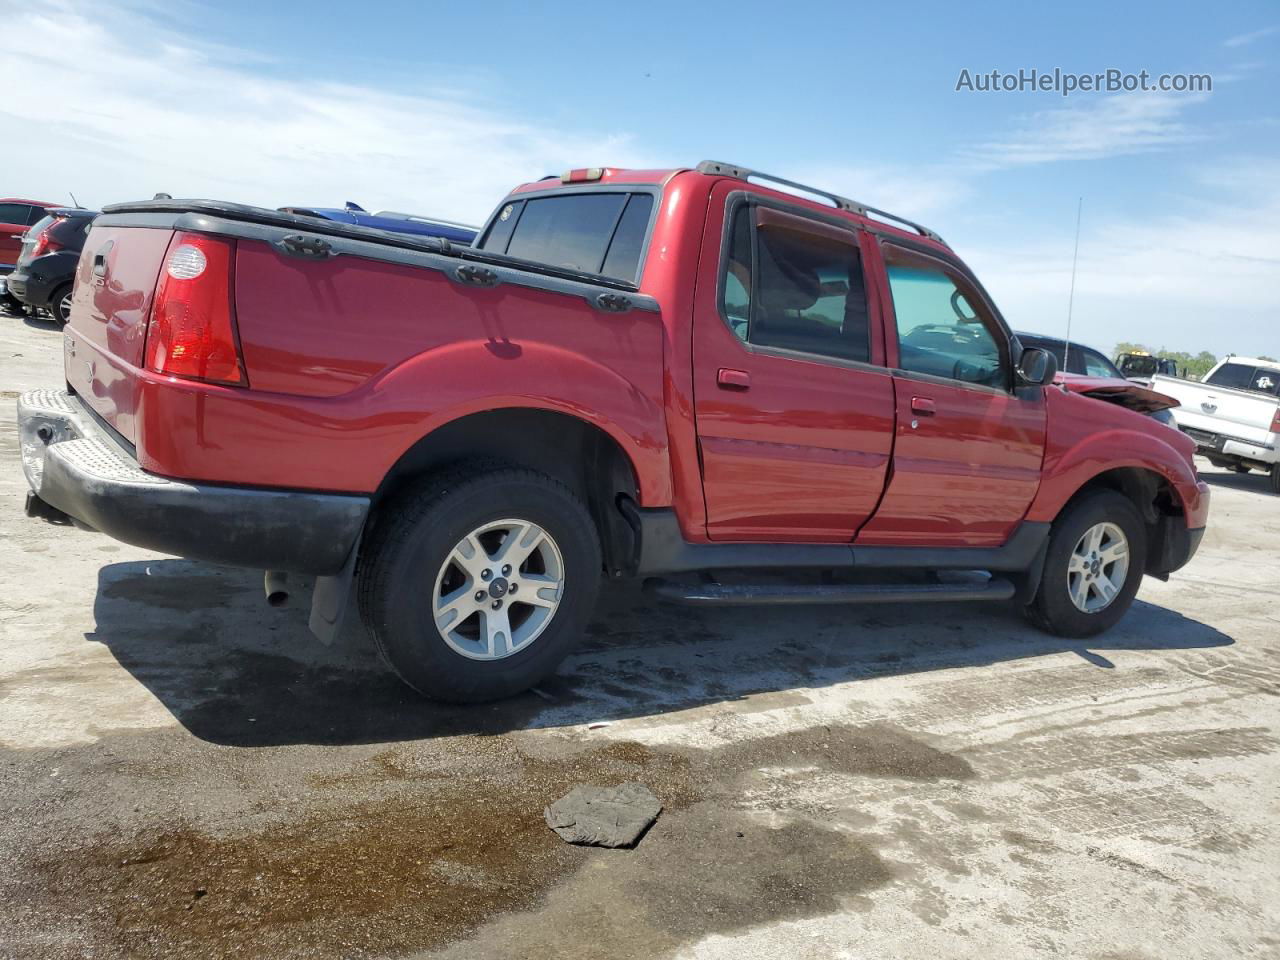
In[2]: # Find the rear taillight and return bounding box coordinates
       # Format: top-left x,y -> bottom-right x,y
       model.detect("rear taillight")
29,225 -> 64,258
144,232 -> 244,386
1271,408 -> 1280,435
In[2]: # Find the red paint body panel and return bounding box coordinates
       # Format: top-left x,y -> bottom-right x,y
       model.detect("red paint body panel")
856,382 -> 1046,546
690,182 -> 894,541
1028,387 -> 1208,529
1055,372 -> 1180,413
64,226 -> 173,444
0,198 -> 57,266
62,168 -> 1208,561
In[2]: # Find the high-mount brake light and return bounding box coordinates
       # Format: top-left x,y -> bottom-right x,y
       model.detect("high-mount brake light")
560,167 -> 605,183
143,232 -> 244,385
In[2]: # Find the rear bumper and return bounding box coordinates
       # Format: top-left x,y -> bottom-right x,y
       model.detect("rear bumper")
1177,424 -> 1277,466
7,255 -> 74,309
5,267 -> 29,303
17,389 -> 369,575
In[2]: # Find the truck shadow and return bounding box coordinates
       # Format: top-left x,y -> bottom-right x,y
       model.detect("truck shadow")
89,558 -> 1236,748
1198,469 -> 1276,495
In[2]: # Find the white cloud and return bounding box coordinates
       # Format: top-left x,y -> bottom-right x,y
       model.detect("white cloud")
0,0 -> 649,222
1223,25 -> 1278,48
954,160 -> 1280,359
960,93 -> 1208,170
782,164 -> 969,223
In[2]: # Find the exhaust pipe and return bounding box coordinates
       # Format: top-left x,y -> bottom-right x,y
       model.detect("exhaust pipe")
263,571 -> 289,608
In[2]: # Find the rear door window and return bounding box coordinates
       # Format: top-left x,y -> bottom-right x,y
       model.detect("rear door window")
1077,346 -> 1120,378
0,203 -> 33,225
481,191 -> 653,282
720,204 -> 872,364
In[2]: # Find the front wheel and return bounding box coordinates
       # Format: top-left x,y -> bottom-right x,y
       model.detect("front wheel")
1024,490 -> 1147,638
357,465 -> 601,702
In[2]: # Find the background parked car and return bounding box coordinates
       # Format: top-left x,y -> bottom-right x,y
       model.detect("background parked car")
1015,331 -> 1124,378
0,198 -> 59,270
7,209 -> 97,324
1,198 -> 60,309
1116,351 -> 1181,386
278,202 -> 478,244
1016,331 -> 1176,424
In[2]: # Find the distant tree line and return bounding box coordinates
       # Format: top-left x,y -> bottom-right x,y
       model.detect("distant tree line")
1110,342 -> 1277,380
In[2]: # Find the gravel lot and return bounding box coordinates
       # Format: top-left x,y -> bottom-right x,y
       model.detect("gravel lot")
2,310 -> 1278,959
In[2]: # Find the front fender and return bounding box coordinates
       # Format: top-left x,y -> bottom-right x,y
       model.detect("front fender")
1026,389 -> 1208,528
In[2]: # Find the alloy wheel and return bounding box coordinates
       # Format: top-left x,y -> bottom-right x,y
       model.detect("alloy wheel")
431,518 -> 565,660
1067,521 -> 1129,613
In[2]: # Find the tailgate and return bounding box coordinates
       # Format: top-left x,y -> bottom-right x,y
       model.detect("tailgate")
64,225 -> 173,444
1172,387 -> 1277,444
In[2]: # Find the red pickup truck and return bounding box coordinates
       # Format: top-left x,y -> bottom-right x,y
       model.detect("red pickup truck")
18,162 -> 1209,702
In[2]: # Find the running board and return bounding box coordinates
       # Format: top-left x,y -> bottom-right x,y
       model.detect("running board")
643,577 -> 1016,607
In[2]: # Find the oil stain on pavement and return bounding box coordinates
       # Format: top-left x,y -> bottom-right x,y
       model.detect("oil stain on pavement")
0,722 -> 969,959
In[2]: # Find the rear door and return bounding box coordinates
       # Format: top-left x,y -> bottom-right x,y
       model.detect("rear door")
0,202 -> 39,268
691,185 -> 895,541
857,241 -> 1046,547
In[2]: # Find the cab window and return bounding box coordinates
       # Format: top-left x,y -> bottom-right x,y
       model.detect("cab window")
885,248 -> 1003,388
480,191 -> 654,283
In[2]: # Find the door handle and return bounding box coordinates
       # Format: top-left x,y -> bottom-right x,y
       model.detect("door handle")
717,368 -> 751,390
910,396 -> 936,415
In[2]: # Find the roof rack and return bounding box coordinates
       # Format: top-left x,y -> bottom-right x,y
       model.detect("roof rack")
695,160 -> 946,246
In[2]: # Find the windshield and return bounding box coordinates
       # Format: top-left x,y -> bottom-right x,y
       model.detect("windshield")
1118,355 -> 1159,378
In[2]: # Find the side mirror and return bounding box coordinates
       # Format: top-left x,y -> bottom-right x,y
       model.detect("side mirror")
1016,346 -> 1058,386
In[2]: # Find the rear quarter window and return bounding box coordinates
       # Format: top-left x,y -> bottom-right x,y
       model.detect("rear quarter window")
481,191 -> 654,283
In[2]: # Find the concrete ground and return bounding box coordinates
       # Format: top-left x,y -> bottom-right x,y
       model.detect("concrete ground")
1,308 -> 1277,960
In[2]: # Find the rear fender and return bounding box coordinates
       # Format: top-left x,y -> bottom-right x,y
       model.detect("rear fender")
372,338 -> 671,506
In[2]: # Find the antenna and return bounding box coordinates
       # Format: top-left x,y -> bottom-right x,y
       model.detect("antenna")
1063,197 -> 1083,372
69,191 -> 80,208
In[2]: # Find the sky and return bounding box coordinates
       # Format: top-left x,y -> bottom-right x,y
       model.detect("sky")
2,0 -> 1277,359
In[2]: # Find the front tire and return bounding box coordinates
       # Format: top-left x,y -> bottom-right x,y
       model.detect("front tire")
1025,490 -> 1147,638
357,465 -> 601,702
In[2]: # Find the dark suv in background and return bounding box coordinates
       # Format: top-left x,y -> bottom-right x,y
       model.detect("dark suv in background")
7,209 -> 97,324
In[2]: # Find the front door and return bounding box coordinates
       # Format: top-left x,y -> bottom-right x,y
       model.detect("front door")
691,187 -> 895,542
856,241 -> 1046,547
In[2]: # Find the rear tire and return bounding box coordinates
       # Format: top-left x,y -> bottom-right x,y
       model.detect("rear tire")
1270,464 -> 1280,496
357,465 -> 601,702
49,284 -> 73,325
1024,490 -> 1147,639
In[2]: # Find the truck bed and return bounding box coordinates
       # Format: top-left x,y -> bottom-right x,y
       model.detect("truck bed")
62,200 -> 668,496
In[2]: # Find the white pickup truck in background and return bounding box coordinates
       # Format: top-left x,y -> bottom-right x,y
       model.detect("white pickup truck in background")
1153,356 -> 1280,494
